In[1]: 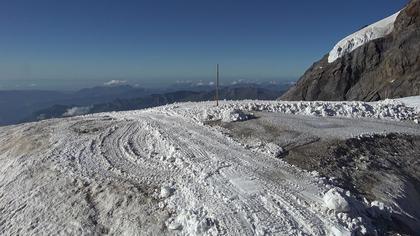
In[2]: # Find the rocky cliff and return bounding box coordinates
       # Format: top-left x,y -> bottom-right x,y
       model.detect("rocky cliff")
281,0 -> 420,101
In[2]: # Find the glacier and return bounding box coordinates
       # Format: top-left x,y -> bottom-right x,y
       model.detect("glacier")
328,11 -> 400,63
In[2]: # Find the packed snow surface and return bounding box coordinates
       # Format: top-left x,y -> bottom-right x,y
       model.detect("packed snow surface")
0,99 -> 418,235
328,11 -> 400,63
396,95 -> 420,111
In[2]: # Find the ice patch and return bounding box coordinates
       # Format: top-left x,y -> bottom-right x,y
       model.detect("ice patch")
230,178 -> 261,194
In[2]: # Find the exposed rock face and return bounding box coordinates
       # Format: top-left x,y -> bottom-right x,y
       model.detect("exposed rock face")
281,0 -> 420,101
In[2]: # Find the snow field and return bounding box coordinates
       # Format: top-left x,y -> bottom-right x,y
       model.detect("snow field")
328,11 -> 400,63
1,98 -> 419,235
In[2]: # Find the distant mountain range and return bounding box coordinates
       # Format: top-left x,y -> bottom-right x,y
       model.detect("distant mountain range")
0,81 -> 291,126
0,85 -> 152,126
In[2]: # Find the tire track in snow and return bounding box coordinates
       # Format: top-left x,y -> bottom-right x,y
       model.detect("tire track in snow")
135,110 -> 341,235
0,107 -> 354,235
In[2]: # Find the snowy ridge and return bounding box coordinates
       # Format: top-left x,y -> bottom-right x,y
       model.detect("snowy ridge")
153,99 -> 418,124
328,11 -> 400,63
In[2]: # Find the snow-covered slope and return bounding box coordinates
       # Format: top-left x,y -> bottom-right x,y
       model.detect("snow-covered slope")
397,95 -> 420,111
328,11 -> 400,63
0,100 -> 418,235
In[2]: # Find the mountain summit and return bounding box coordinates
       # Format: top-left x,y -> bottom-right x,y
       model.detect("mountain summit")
281,0 -> 420,101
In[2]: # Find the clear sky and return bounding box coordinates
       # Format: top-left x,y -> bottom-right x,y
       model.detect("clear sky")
0,0 -> 408,90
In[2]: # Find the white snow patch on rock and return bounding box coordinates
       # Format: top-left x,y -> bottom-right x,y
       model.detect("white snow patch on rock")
324,188 -> 351,213
159,186 -> 174,198
368,200 -> 392,219
328,11 -> 400,63
330,225 -> 352,236
371,200 -> 386,211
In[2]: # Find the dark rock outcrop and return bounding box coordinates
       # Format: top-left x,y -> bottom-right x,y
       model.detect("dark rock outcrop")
281,0 -> 420,101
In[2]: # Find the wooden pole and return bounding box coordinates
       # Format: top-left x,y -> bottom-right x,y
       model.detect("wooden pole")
216,64 -> 219,106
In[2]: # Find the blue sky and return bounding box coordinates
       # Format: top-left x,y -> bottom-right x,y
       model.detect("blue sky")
0,0 -> 407,90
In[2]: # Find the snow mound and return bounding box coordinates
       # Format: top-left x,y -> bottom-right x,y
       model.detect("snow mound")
159,186 -> 174,198
166,208 -> 218,235
328,11 -> 400,63
369,201 -> 392,219
174,100 -> 417,123
202,107 -> 252,122
260,142 -> 284,157
243,141 -> 284,158
323,188 -> 351,213
221,109 -> 251,122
